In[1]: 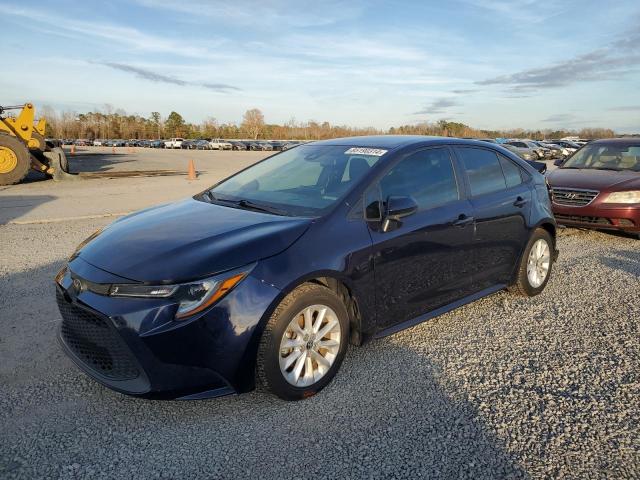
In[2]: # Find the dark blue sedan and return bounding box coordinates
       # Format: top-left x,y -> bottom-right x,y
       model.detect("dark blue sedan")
55,136 -> 557,400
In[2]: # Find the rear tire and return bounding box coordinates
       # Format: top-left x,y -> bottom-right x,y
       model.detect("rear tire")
509,228 -> 554,296
0,133 -> 30,186
257,283 -> 349,400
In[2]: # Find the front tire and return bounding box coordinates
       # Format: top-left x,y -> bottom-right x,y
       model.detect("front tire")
0,133 -> 31,186
257,283 -> 349,400
509,228 -> 554,296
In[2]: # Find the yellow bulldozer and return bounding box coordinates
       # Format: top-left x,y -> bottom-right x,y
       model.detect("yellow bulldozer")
0,103 -> 71,185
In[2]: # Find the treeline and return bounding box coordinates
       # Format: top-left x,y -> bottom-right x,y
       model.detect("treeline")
39,105 -> 617,141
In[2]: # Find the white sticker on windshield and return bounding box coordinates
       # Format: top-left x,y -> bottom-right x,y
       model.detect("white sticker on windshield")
344,147 -> 388,156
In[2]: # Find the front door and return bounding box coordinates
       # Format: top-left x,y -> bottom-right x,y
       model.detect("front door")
367,147 -> 476,331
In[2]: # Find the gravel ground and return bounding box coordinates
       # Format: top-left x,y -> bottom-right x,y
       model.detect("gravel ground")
0,220 -> 638,479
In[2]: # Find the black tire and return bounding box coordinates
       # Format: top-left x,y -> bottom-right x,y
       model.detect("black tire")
257,283 -> 350,400
509,228 -> 554,296
0,133 -> 31,186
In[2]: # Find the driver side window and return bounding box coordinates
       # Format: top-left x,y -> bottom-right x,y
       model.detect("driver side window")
379,148 -> 459,211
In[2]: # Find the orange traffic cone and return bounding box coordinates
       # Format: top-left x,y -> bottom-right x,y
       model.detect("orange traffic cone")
70,144 -> 75,155
187,159 -> 197,180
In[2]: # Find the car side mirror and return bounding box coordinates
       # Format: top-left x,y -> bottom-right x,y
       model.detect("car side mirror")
553,159 -> 564,167
529,160 -> 547,174
382,195 -> 418,232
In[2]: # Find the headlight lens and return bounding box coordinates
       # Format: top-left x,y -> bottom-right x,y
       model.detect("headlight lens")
602,191 -> 640,204
109,265 -> 253,319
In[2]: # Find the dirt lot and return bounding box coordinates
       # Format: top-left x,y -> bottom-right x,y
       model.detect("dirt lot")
0,149 -> 638,479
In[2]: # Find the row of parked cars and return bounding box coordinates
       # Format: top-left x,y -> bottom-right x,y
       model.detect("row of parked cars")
66,138 -> 307,151
476,138 -> 586,162
162,138 -> 307,151
67,137 -> 585,159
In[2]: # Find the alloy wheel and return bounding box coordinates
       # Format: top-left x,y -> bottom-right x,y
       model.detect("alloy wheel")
279,304 -> 341,387
527,239 -> 551,288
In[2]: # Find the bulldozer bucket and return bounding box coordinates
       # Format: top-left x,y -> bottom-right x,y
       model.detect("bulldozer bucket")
43,147 -> 77,181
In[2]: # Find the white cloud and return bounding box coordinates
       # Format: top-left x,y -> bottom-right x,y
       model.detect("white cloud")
133,0 -> 364,27
2,5 -> 224,58
458,0 -> 571,23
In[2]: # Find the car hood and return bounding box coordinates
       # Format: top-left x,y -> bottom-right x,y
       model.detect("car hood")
78,198 -> 312,283
547,168 -> 640,191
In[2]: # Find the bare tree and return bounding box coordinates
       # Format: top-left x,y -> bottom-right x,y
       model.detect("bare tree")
38,105 -> 624,142
241,108 -> 265,139
201,116 -> 219,138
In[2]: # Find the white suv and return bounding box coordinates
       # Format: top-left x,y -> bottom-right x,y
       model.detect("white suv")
208,139 -> 232,150
164,138 -> 184,149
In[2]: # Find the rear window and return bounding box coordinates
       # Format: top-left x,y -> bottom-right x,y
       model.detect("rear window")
456,147 -> 506,196
499,155 -> 524,188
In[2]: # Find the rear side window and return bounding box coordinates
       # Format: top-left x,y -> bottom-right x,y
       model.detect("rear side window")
498,155 -> 524,188
379,147 -> 459,210
456,147 -> 506,196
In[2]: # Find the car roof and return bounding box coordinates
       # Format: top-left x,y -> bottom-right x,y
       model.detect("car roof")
308,135 -> 495,149
589,138 -> 640,147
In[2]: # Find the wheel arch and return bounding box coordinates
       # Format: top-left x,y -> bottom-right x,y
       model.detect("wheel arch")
508,219 -> 557,287
274,271 -> 365,346
235,270 -> 365,394
533,219 -> 557,248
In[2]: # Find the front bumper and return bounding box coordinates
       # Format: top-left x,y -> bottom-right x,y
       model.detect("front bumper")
552,201 -> 640,233
55,258 -> 281,399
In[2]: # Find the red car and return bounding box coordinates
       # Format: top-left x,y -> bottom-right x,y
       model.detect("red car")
547,138 -> 640,239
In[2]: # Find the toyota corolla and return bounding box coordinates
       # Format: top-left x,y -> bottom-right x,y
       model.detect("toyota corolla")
55,136 -> 557,400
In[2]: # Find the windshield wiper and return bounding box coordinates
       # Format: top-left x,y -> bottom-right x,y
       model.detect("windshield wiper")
201,190 -> 216,202
591,167 -> 621,171
235,199 -> 288,215
202,190 -> 288,215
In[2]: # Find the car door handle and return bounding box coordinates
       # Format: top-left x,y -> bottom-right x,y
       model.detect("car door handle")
513,196 -> 528,208
452,214 -> 474,227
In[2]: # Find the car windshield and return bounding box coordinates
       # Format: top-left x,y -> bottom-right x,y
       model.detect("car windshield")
562,144 -> 640,171
204,144 -> 385,216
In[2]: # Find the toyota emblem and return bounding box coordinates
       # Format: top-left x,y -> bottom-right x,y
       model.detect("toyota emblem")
72,278 -> 83,293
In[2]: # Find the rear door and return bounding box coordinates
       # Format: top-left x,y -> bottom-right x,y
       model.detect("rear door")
367,146 -> 476,331
453,147 -> 532,290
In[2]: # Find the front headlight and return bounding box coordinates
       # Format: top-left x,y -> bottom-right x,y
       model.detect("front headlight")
602,191 -> 640,204
109,265 -> 254,319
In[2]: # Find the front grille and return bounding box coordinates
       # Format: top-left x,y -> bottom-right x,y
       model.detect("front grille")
57,290 -> 140,380
551,187 -> 599,206
555,214 -> 611,225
